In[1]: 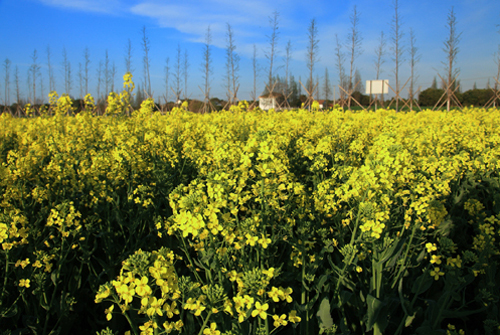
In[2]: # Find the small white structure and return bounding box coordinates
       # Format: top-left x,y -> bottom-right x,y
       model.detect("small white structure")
259,92 -> 284,110
365,80 -> 389,95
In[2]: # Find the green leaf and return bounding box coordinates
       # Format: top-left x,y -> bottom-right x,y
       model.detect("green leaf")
366,294 -> 382,331
317,297 -> 334,331
411,272 -> 433,295
405,312 -> 417,327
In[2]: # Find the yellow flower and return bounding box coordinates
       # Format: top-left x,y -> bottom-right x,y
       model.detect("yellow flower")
279,287 -> 293,303
105,305 -> 114,321
288,310 -> 301,323
425,242 -> 437,253
146,297 -> 165,317
135,276 -> 152,297
163,301 -> 179,318
430,267 -> 445,280
267,287 -> 280,302
272,314 -> 288,327
139,320 -> 155,335
430,255 -> 442,265
251,301 -> 269,319
19,279 -> 30,288
203,322 -> 220,335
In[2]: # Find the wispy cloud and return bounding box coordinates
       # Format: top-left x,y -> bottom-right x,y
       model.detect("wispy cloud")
129,0 -> 279,49
37,0 -> 130,14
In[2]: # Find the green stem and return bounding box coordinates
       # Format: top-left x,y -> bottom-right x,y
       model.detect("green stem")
1,252 -> 9,304
180,235 -> 203,283
197,311 -> 213,335
432,291 -> 451,329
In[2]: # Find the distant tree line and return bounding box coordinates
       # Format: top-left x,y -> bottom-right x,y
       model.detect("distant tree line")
1,2 -> 499,114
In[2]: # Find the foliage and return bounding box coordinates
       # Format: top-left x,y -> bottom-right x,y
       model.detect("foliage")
0,75 -> 500,334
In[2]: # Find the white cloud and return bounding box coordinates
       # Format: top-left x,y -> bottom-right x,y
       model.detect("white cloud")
37,0 -> 130,14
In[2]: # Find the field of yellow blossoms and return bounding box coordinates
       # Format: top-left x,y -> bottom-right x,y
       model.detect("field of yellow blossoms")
0,76 -> 499,335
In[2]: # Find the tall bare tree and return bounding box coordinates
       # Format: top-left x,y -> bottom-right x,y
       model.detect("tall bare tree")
266,11 -> 280,93
492,44 -> 500,107
30,49 -> 41,103
104,50 -> 110,96
443,6 -> 461,111
78,63 -> 83,98
173,44 -> 182,103
323,67 -> 331,102
201,25 -> 213,113
283,39 -> 293,105
4,58 -> 11,107
96,60 -> 103,102
305,18 -> 319,107
164,57 -> 170,107
372,31 -> 387,107
39,72 -> 44,104
62,47 -> 72,96
124,39 -> 133,97
47,45 -> 56,92
14,66 -> 20,107
141,26 -> 152,97
409,28 -> 420,110
391,0 -> 404,111
346,5 -> 362,109
110,62 -> 116,93
84,47 -> 91,95
183,49 -> 189,100
251,44 -> 259,105
335,34 -> 347,105
225,23 -> 240,105
374,31 -> 386,80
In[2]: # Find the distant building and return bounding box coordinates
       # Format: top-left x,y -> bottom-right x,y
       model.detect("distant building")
259,92 -> 285,110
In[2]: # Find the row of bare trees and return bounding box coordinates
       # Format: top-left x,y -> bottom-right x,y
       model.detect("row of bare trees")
1,3 -> 498,112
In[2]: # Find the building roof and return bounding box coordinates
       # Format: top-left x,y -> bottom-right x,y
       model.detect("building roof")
259,92 -> 285,99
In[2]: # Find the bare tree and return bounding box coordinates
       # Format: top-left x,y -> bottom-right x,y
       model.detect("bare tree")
183,49 -> 189,100
443,6 -> 461,111
164,57 -> 170,107
323,67 -> 331,102
96,60 -> 103,102
372,31 -> 387,107
30,49 -> 41,103
47,45 -> 56,92
14,66 -> 20,107
39,72 -> 45,104
409,28 -> 421,110
78,63 -> 83,98
354,69 -> 363,93
110,61 -> 116,93
266,11 -> 280,93
346,5 -> 362,109
84,47 -> 91,95
391,0 -> 404,111
490,43 -> 500,107
62,47 -> 72,96
250,44 -> 259,105
141,26 -> 152,97
305,18 -> 319,107
104,50 -> 110,96
283,39 -> 293,105
201,25 -> 213,113
27,69 -> 32,106
225,23 -> 240,106
125,38 -> 133,74
173,44 -> 183,103
335,34 -> 347,105
3,58 -> 11,107
374,31 -> 386,80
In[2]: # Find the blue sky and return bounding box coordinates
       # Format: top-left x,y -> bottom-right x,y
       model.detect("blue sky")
0,0 -> 499,104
